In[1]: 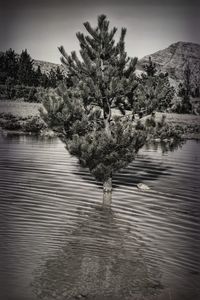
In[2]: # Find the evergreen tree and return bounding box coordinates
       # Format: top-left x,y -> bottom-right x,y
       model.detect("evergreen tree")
192,75 -> 200,98
143,57 -> 157,77
56,66 -> 64,82
33,66 -> 43,86
41,15 -> 181,205
48,68 -> 57,88
131,58 -> 175,116
0,49 -> 18,84
0,52 -> 7,84
6,48 -> 19,81
5,77 -> 15,99
177,63 -> 192,113
40,73 -> 49,88
17,49 -> 34,86
194,86 -> 200,98
64,72 -> 74,88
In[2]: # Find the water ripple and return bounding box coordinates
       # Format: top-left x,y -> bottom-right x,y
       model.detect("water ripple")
0,135 -> 200,300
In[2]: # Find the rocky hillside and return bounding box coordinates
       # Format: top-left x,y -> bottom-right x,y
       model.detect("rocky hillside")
33,42 -> 200,85
33,59 -> 65,74
138,41 -> 200,86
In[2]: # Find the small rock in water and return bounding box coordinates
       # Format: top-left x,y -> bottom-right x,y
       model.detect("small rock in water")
74,294 -> 87,299
137,183 -> 150,191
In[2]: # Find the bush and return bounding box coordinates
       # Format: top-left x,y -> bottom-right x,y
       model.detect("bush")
0,113 -> 47,133
0,84 -> 45,102
33,87 -> 47,103
25,87 -> 38,102
5,77 -> 15,99
0,115 -> 22,130
22,116 -> 47,133
171,96 -> 193,114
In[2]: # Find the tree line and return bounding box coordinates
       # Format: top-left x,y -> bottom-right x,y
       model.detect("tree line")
0,48 -> 65,88
0,49 -> 68,101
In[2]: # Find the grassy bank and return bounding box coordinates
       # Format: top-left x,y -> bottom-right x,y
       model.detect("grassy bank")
0,100 -> 200,139
0,100 -> 42,117
0,100 -> 48,135
155,112 -> 200,139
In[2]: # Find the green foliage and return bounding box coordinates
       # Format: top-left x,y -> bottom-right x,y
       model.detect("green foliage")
147,114 -> 181,140
58,14 -> 138,116
48,69 -> 57,88
0,47 -> 67,101
0,49 -> 18,84
1,84 -> 41,102
0,115 -> 22,130
22,116 -> 47,133
143,57 -> 157,77
5,77 -> 16,99
66,116 -> 147,181
0,113 -> 46,133
42,15 -> 181,183
0,49 -> 67,94
176,65 -> 192,113
55,66 -> 64,82
17,49 -> 35,86
33,66 -> 43,86
130,59 -> 175,115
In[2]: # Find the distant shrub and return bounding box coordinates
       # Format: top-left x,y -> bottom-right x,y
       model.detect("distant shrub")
0,116 -> 22,130
25,87 -> 38,102
31,87 -> 46,103
0,113 -> 47,133
13,85 -> 38,102
5,77 -> 16,99
0,84 -> 44,103
171,95 -> 193,114
15,85 -> 28,99
0,84 -> 6,99
22,116 -> 47,133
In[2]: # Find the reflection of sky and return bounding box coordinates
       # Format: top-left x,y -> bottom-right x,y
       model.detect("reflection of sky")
0,0 -> 199,63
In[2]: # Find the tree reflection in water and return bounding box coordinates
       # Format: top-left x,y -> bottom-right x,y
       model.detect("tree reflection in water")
32,205 -> 163,300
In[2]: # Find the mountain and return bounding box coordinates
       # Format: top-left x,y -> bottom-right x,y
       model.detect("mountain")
138,42 -> 200,87
33,42 -> 200,86
33,59 -> 65,74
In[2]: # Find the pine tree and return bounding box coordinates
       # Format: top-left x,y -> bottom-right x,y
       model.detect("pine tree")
0,49 -> 18,84
177,63 -> 192,113
34,66 -> 43,86
132,58 -> 175,116
56,66 -> 64,82
41,15 -> 181,205
17,49 -> 34,86
143,57 -> 157,77
0,52 -> 7,84
40,73 -> 49,88
48,68 -> 57,88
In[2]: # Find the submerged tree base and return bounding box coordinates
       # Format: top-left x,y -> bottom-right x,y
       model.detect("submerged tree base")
103,177 -> 112,206
103,191 -> 112,206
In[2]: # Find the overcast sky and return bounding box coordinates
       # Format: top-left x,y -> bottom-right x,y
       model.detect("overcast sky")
0,0 -> 199,63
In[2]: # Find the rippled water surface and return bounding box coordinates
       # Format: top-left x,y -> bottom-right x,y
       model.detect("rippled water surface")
0,135 -> 200,300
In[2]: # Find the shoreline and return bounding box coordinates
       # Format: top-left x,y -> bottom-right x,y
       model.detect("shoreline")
0,101 -> 200,140
1,122 -> 200,140
0,127 -> 57,138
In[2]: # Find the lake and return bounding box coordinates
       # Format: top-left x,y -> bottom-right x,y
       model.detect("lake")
0,134 -> 200,300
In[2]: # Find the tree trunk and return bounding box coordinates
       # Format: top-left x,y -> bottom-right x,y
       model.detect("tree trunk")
104,119 -> 110,136
103,176 -> 112,206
